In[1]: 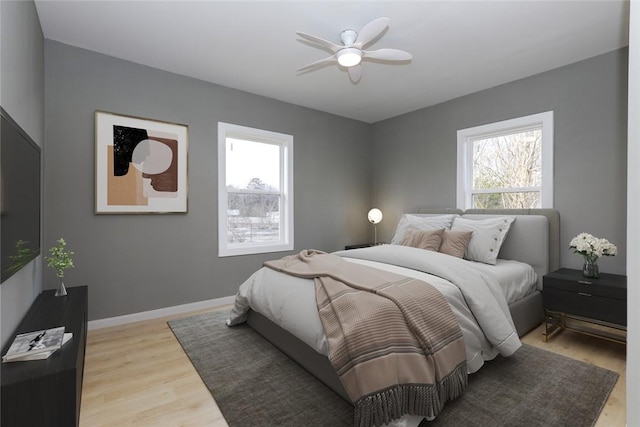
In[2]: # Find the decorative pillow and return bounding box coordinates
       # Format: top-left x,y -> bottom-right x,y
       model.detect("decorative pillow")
401,228 -> 444,252
451,216 -> 515,265
439,230 -> 473,258
390,214 -> 457,245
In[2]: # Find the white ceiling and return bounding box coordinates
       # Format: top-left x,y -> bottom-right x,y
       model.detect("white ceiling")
34,1 -> 630,123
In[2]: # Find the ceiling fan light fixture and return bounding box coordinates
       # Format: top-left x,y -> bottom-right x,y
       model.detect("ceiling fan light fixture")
337,48 -> 362,67
297,17 -> 410,81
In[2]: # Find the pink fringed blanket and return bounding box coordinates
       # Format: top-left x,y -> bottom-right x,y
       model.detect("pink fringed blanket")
265,250 -> 467,427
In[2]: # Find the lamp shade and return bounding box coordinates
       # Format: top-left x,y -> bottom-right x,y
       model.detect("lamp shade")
367,208 -> 383,224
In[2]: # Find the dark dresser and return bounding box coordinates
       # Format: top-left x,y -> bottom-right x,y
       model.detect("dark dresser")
1,286 -> 88,427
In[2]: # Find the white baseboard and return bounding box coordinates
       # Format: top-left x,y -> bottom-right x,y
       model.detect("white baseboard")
88,295 -> 235,330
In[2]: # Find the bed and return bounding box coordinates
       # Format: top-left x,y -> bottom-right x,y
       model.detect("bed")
227,208 -> 560,426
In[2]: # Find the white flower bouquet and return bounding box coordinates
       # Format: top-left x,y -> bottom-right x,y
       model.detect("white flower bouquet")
569,233 -> 616,279
569,233 -> 618,260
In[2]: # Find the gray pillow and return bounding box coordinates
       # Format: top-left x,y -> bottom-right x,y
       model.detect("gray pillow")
451,216 -> 515,264
391,214 -> 457,244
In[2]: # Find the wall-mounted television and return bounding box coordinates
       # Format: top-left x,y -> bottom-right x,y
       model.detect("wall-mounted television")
1,107 -> 41,283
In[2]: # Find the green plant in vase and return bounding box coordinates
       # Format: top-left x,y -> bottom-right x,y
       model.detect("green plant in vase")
45,238 -> 75,296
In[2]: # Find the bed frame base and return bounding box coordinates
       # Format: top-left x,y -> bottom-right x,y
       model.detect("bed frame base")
246,290 -> 543,404
246,310 -> 349,402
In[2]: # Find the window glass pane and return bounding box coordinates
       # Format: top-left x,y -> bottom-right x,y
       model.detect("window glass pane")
457,111 -> 552,210
226,138 -> 280,191
472,130 -> 542,190
472,192 -> 540,209
227,194 -> 281,243
218,121 -> 293,257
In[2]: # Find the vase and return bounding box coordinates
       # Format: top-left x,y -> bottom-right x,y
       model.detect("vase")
55,279 -> 68,297
582,256 -> 599,279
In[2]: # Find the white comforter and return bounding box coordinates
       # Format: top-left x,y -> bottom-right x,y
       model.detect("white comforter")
228,244 -> 524,374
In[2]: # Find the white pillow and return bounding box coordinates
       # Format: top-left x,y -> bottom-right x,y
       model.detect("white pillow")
451,216 -> 515,265
390,214 -> 457,245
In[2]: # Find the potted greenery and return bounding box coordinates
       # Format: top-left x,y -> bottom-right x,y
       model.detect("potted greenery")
45,238 -> 75,297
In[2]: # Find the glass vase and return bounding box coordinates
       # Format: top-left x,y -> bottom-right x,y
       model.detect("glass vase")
582,256 -> 599,279
55,278 -> 68,297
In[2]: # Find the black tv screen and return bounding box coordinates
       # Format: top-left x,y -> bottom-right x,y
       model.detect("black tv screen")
1,107 -> 41,283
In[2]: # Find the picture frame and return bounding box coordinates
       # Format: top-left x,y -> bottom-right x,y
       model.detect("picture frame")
95,111 -> 188,214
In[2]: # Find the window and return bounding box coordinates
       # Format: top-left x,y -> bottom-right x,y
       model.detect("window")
457,111 -> 553,209
218,122 -> 293,257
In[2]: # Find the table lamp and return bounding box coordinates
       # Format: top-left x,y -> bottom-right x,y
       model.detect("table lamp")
367,208 -> 383,245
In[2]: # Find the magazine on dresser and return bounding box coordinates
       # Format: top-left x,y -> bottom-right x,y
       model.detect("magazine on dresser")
2,326 -> 72,362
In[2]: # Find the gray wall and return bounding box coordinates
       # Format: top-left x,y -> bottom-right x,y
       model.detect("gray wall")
44,41 -> 372,320
626,3 -> 639,423
38,35 -> 631,320
0,0 -> 45,348
372,48 -> 628,275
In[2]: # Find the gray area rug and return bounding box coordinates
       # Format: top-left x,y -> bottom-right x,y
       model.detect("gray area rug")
168,311 -> 618,427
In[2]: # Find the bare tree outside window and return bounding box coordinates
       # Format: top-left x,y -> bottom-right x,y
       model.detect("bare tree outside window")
472,129 -> 542,209
457,111 -> 552,210
227,177 -> 280,243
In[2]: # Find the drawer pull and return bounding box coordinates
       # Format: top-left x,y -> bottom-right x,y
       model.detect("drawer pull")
578,280 -> 592,285
578,292 -> 592,297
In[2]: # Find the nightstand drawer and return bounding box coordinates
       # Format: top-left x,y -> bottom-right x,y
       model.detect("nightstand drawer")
543,277 -> 626,300
543,287 -> 626,326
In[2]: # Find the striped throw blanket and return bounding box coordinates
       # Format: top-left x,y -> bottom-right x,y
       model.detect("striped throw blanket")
265,250 -> 467,427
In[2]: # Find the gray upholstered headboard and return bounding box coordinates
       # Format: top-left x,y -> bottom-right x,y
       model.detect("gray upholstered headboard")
414,208 -> 560,288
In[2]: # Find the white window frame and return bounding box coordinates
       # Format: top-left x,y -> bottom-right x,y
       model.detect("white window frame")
218,122 -> 294,257
456,111 -> 554,210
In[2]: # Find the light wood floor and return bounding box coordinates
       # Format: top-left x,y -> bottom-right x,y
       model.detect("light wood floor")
80,307 -> 626,426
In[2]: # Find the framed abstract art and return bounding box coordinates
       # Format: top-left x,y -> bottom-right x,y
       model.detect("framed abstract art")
95,111 -> 188,213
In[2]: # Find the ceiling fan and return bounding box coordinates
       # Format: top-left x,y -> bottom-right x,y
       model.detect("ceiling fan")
296,17 -> 412,83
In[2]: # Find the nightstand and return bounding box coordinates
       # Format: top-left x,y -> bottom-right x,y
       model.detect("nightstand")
344,243 -> 374,250
543,268 -> 626,343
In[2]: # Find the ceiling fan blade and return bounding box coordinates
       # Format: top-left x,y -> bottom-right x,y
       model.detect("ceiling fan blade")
348,65 -> 362,83
296,31 -> 342,52
297,55 -> 337,72
354,17 -> 389,48
363,48 -> 412,61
